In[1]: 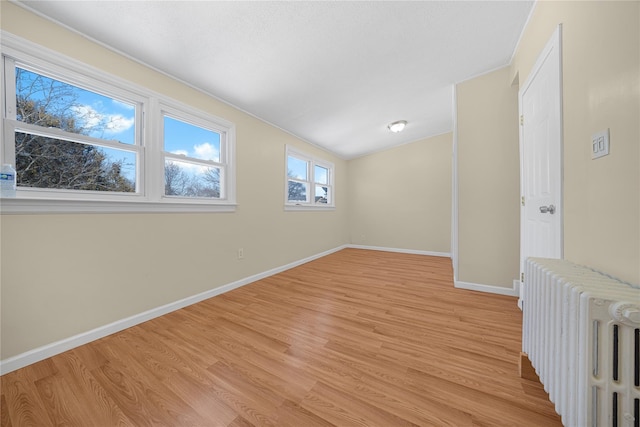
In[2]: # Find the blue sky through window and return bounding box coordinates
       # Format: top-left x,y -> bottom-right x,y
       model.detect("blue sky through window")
75,92 -> 135,144
314,165 -> 328,184
287,156 -> 307,180
163,116 -> 220,162
17,67 -> 136,144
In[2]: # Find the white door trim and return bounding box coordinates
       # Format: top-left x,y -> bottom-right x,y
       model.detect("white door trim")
451,84 -> 459,282
518,24 -> 564,296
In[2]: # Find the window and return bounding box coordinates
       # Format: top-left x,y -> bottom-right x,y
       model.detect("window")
1,35 -> 235,213
286,146 -> 334,209
5,65 -> 142,197
161,107 -> 230,200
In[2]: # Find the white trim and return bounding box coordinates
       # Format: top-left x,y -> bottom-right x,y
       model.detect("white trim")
451,84 -> 459,282
0,197 -> 237,214
509,1 -> 538,66
516,279 -> 524,310
0,244 -> 348,374
455,64 -> 513,87
348,244 -> 451,258
284,205 -> 336,212
454,280 -> 518,297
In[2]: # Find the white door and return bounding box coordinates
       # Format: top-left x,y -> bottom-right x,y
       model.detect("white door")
519,26 -> 563,283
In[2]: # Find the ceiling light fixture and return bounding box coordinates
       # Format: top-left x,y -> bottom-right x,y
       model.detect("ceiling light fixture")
387,120 -> 407,133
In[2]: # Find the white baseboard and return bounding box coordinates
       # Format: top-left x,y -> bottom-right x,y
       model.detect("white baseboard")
347,244 -> 451,258
515,279 -> 523,310
351,245 -> 522,298
0,244 -> 348,375
454,280 -> 518,297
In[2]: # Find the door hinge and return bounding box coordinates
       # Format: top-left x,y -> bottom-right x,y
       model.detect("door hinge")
521,196 -> 525,206
521,272 -> 525,283
520,115 -> 524,126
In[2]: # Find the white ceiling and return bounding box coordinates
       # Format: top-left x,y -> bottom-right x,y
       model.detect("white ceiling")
18,0 -> 534,159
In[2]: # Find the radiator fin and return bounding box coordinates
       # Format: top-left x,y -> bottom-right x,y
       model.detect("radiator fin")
613,324 -> 619,382
635,328 -> 639,387
594,320 -> 600,377
613,392 -> 618,427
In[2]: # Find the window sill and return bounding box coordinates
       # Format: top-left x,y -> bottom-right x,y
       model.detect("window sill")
0,197 -> 237,214
284,204 -> 335,212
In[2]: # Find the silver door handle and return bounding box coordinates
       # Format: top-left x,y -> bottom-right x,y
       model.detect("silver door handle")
539,204 -> 556,214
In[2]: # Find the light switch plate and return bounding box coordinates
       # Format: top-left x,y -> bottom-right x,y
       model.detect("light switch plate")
591,129 -> 610,159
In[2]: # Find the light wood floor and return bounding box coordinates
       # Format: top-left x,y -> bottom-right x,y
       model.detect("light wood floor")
1,249 -> 562,426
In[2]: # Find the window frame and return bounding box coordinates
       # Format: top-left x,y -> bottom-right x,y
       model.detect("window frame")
285,145 -> 335,211
158,102 -> 235,204
0,32 -> 236,214
3,57 -> 147,202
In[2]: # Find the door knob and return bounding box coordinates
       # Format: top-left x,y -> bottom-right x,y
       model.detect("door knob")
539,204 -> 556,214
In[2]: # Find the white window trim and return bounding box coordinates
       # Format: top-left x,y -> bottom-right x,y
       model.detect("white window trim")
0,32 -> 236,214
285,145 -> 335,211
157,101 -> 236,204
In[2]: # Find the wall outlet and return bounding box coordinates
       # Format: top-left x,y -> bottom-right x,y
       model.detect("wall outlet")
237,248 -> 244,259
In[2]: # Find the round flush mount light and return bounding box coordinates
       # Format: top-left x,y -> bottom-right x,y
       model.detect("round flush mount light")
387,120 -> 407,133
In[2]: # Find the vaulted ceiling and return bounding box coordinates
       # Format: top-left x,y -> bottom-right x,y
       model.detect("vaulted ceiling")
18,0 -> 534,159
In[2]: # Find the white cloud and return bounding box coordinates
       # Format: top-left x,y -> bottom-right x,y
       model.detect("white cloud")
104,114 -> 135,133
193,142 -> 219,161
71,104 -> 134,135
71,105 -> 102,129
166,158 -> 212,176
171,150 -> 189,157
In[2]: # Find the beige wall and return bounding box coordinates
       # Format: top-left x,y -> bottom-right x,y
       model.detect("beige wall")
0,3 -> 350,359
456,67 -> 521,288
348,133 -> 452,253
511,1 -> 639,285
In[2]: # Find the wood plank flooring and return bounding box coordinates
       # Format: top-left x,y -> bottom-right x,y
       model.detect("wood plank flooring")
1,249 -> 562,426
